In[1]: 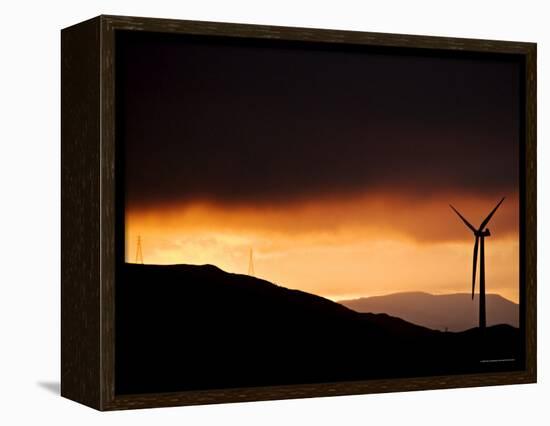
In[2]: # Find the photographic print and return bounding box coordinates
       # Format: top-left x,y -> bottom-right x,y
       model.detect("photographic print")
61,15 -> 535,409
115,30 -> 525,395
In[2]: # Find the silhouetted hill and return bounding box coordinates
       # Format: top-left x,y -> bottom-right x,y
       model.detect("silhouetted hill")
116,263 -> 522,395
339,291 -> 519,331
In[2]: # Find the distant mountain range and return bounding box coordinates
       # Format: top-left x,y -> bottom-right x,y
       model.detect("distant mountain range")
116,263 -> 521,395
339,292 -> 519,332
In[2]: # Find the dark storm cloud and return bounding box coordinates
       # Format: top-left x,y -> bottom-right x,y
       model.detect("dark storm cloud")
117,31 -> 521,208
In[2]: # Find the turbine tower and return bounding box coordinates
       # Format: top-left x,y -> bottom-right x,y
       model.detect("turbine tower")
449,197 -> 505,330
248,248 -> 255,276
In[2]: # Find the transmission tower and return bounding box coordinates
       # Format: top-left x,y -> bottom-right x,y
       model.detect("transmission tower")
135,235 -> 144,264
248,248 -> 255,276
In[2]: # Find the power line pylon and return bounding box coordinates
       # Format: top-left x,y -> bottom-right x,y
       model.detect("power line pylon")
135,235 -> 144,264
248,248 -> 254,276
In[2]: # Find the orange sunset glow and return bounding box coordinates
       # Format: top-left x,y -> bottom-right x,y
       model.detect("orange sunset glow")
125,191 -> 519,303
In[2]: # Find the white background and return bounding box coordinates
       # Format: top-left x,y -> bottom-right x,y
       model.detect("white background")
0,0 -> 546,424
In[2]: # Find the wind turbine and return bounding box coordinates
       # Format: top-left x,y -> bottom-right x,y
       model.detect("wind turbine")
449,197 -> 505,330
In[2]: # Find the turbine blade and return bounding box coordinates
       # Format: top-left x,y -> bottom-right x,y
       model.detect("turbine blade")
449,204 -> 476,233
472,236 -> 479,300
479,197 -> 505,231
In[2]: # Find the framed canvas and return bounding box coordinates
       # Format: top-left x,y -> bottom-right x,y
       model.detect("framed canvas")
61,15 -> 537,411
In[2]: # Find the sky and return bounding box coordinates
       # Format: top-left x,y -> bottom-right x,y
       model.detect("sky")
118,31 -> 522,303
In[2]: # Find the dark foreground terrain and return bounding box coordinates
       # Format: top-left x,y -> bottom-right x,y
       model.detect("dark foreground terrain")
116,263 -> 522,395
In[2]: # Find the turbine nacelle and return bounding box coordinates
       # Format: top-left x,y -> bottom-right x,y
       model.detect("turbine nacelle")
476,228 -> 491,237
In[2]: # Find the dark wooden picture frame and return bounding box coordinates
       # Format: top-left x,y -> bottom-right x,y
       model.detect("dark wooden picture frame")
61,15 -> 536,411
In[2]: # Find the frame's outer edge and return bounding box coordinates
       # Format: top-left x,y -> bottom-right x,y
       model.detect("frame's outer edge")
63,14 -> 537,411
61,17 -> 103,410
524,43 -> 537,382
100,14 -> 534,53
99,15 -> 117,411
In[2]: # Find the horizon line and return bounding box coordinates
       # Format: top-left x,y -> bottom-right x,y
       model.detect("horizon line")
124,261 -> 518,305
